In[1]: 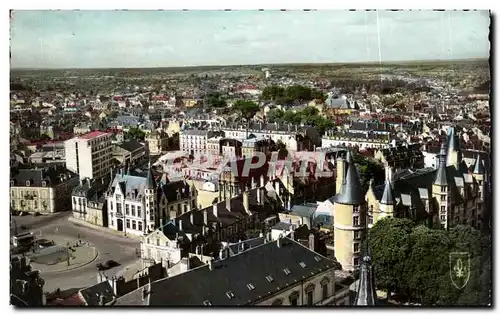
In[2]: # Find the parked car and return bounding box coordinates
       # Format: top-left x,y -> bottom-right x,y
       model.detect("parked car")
96,260 -> 120,271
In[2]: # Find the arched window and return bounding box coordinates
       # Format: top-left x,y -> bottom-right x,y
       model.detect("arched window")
271,298 -> 283,306
321,277 -> 330,300
304,284 -> 315,306
288,291 -> 300,306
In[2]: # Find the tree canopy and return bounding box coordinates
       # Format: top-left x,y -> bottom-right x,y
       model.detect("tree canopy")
232,100 -> 260,120
365,218 -> 491,306
266,107 -> 335,135
205,92 -> 227,108
261,85 -> 326,105
127,127 -> 146,141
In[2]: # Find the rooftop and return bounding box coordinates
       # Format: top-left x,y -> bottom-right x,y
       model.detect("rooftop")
79,131 -> 109,140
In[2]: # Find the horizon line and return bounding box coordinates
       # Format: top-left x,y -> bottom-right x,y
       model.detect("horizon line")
10,57 -> 489,72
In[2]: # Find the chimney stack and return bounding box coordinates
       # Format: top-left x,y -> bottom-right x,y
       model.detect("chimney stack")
277,235 -> 283,248
99,294 -> 105,306
243,191 -> 249,214
190,212 -> 194,225
260,174 -> 265,187
212,202 -> 218,217
203,210 -> 208,225
226,197 -> 231,212
178,219 -> 183,231
309,233 -> 315,252
208,258 -> 214,271
289,225 -> 294,240
142,287 -> 148,301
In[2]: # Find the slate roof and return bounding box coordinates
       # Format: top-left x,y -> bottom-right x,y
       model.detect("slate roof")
117,139 -> 144,153
353,256 -> 377,306
79,281 -> 116,306
125,238 -> 336,306
290,203 -> 318,218
335,152 -> 365,205
11,164 -> 77,187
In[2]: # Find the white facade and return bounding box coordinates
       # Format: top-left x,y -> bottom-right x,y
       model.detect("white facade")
180,130 -> 215,154
65,131 -> 113,180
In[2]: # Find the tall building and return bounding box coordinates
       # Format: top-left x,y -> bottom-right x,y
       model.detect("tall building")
64,131 -> 113,180
352,256 -> 377,306
333,151 -> 367,271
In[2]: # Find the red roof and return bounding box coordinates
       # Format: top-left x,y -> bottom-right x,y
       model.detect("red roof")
79,131 -> 109,140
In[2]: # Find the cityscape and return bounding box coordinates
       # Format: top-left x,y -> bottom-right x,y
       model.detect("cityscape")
9,10 -> 491,307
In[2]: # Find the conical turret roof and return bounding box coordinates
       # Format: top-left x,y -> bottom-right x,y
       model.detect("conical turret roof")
335,151 -> 365,205
473,154 -> 485,174
433,143 -> 448,186
146,159 -> 156,189
380,179 -> 394,205
353,256 -> 377,306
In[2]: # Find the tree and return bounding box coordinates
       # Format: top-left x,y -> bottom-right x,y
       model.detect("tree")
232,100 -> 260,121
127,127 -> 146,141
39,133 -> 51,141
367,218 -> 492,305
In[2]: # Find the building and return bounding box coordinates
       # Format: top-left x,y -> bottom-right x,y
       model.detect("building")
146,130 -> 169,155
179,130 -> 216,154
106,165 -> 197,236
113,237 -> 350,306
331,152 -> 367,271
64,131 -> 113,180
322,130 -> 393,150
10,256 -> 45,306
373,143 -> 424,170
365,138 -> 488,231
351,255 -> 378,306
242,138 -> 274,159
112,139 -> 146,167
10,165 -> 79,214
71,177 -> 110,227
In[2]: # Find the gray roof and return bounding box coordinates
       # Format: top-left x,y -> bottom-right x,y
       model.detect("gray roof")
335,152 -> 365,205
11,164 -> 77,187
473,154 -> 485,174
380,180 -> 394,205
144,238 -> 335,306
353,256 -> 377,306
289,203 -> 317,218
146,161 -> 155,189
79,281 -> 116,306
433,143 -> 448,186
446,127 -> 460,152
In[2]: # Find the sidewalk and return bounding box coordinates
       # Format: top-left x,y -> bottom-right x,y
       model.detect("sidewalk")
30,235 -> 98,274
68,217 -> 143,241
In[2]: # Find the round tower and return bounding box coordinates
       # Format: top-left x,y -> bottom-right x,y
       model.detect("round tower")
432,143 -> 450,229
333,152 -> 367,271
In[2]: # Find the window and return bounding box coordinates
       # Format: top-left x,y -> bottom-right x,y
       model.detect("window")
137,206 -> 142,215
132,221 -> 137,230
131,205 -> 136,215
246,283 -> 255,290
441,195 -> 446,201
441,206 -> 446,212
354,243 -> 360,253
441,186 -> 447,192
353,205 -> 359,213
11,200 -> 15,208
126,204 -> 130,215
368,216 -> 373,225
353,257 -> 360,267
126,219 -> 130,229
441,223 -> 446,229
271,299 -> 283,306
289,292 -> 299,306
266,275 -> 274,282
116,203 -> 122,213
110,203 -> 113,211
307,291 -> 314,306
283,268 -> 291,275
353,216 -> 359,227
321,278 -> 329,300
440,215 -> 446,221
110,220 -> 114,226
138,222 -> 142,231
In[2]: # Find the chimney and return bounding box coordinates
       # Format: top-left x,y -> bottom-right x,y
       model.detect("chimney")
309,233 -> 315,252
260,174 -> 265,187
195,245 -> 200,255
142,287 -> 148,301
226,197 -> 231,212
251,176 -> 256,188
190,212 -> 194,225
275,181 -> 280,197
336,156 -> 344,194
277,235 -> 283,248
208,258 -> 214,271
289,225 -> 294,240
256,188 -> 262,205
212,203 -> 218,217
99,294 -> 105,306
178,219 -> 183,231
180,257 -> 190,272
203,210 -> 208,225
259,232 -> 264,238
243,191 -> 249,213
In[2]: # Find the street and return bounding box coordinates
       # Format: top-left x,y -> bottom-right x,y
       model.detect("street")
11,212 -> 141,293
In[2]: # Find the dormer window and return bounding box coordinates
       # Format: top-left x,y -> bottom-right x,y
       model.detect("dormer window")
203,300 -> 212,306
299,262 -> 307,268
225,291 -> 235,299
246,283 -> 255,291
283,268 -> 291,275
266,275 -> 274,282
26,181 -> 30,187
41,181 -> 47,187
10,180 -> 14,186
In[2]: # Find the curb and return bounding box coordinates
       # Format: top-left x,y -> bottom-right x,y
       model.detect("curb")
67,217 -> 142,241
36,246 -> 99,276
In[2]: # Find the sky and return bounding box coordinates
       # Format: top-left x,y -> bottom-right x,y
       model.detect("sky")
10,10 -> 491,69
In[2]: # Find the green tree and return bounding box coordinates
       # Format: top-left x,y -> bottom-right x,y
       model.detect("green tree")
232,100 -> 260,120
127,127 -> 146,141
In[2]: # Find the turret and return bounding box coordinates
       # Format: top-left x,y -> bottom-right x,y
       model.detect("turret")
378,165 -> 395,222
433,143 -> 450,230
472,154 -> 485,203
333,151 -> 366,271
446,127 -> 461,167
353,256 -> 377,306
146,159 -> 156,189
